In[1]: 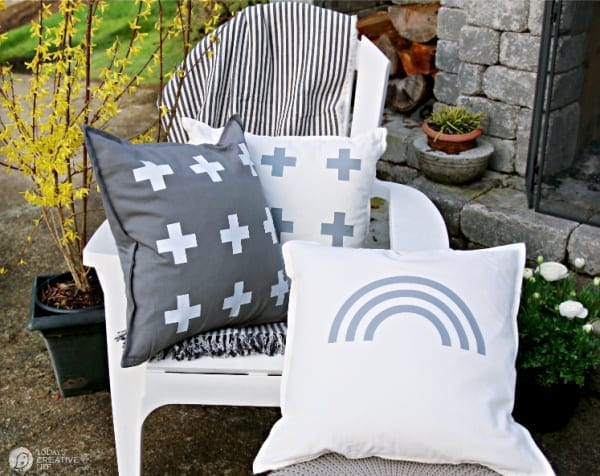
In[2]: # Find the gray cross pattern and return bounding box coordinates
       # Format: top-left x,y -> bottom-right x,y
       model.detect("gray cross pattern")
222,281 -> 252,318
263,207 -> 278,244
270,208 -> 294,241
132,160 -> 174,191
220,213 -> 250,254
270,270 -> 289,306
261,147 -> 296,177
164,294 -> 201,333
156,222 -> 198,264
190,154 -> 225,182
321,212 -> 354,247
327,148 -> 361,181
238,143 -> 257,176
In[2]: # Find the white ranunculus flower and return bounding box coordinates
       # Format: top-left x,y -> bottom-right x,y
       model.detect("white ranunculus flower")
559,300 -> 588,319
583,323 -> 593,333
538,262 -> 568,282
573,257 -> 585,269
523,268 -> 534,279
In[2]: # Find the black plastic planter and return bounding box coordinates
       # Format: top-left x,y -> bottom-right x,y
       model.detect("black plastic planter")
513,370 -> 580,433
28,274 -> 109,397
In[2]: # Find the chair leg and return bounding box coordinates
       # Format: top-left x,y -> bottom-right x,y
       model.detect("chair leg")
111,385 -> 144,476
107,361 -> 146,476
113,409 -> 143,476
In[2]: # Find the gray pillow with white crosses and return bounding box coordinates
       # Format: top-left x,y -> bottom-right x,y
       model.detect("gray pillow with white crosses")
84,117 -> 289,367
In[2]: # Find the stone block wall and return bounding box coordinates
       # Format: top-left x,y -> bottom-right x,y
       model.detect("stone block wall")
434,0 -> 591,177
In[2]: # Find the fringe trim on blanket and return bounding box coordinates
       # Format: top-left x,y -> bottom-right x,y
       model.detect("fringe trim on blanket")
114,322 -> 287,361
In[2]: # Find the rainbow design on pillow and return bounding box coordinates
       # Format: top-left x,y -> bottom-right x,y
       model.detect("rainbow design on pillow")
328,276 -> 486,355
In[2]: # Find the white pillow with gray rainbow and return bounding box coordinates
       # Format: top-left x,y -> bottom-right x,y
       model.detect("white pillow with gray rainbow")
182,117 -> 387,248
253,241 -> 554,476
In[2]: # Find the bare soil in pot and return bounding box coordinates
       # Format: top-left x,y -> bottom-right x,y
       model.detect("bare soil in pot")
37,270 -> 103,313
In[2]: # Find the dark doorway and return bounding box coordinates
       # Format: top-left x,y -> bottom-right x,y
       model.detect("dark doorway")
527,0 -> 599,227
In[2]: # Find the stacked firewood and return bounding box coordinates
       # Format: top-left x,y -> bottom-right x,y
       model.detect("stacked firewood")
357,3 -> 439,113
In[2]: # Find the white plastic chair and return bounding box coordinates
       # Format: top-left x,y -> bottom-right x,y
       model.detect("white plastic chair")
83,11 -> 449,476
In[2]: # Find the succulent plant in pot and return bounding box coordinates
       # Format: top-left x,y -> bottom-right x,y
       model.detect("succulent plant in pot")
415,105 -> 492,185
422,105 -> 485,154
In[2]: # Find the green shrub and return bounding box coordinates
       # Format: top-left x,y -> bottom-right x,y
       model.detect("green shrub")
517,258 -> 600,388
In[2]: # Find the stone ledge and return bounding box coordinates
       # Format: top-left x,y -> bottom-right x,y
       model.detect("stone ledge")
377,114 -> 599,275
460,188 -> 577,261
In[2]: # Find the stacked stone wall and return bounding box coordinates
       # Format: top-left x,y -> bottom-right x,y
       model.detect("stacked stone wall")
434,0 -> 592,177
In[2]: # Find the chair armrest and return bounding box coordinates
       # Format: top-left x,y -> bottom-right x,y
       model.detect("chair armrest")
83,220 -> 128,336
84,220 -> 117,261
371,179 -> 449,252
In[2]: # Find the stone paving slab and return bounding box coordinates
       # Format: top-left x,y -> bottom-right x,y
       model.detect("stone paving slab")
461,188 -> 578,262
409,173 -> 498,236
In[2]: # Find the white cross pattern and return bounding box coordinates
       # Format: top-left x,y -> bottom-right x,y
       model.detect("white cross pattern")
132,160 -> 174,191
223,281 -> 253,318
271,270 -> 289,306
238,143 -> 257,176
219,213 -> 250,254
164,294 -> 201,333
263,207 -> 278,244
156,222 -> 198,264
190,154 -> 225,182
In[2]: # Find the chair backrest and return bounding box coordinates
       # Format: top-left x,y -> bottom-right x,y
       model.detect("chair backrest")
351,35 -> 390,137
161,1 -> 389,142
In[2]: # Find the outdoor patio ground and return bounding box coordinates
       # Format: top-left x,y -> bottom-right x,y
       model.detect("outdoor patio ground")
1,86 -> 599,475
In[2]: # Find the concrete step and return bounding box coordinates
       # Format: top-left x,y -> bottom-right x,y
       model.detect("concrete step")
378,113 -> 600,276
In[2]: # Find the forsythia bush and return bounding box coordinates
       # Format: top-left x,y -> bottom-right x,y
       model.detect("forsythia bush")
0,0 -> 192,291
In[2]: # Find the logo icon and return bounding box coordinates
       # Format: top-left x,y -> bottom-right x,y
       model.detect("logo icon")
328,276 -> 486,355
8,447 -> 33,474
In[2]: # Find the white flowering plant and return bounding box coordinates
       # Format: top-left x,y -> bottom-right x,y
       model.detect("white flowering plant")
516,257 -> 600,388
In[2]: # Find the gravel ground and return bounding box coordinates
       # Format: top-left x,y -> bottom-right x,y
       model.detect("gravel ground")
1,80 -> 599,475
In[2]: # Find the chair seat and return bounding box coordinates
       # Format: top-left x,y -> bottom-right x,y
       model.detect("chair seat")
268,453 -> 500,476
147,352 -> 284,375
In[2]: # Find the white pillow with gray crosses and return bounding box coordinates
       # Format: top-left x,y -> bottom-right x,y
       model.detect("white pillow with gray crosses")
183,117 -> 387,248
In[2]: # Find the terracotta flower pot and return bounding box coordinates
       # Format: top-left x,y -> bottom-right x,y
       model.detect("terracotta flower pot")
422,121 -> 483,154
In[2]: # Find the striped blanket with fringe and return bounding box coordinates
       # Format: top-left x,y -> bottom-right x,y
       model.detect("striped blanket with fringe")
116,322 -> 287,361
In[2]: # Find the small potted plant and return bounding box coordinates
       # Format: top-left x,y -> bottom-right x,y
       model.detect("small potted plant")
422,105 -> 485,154
414,105 -> 493,185
513,257 -> 600,432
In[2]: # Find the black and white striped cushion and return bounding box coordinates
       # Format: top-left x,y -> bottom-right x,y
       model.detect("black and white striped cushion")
161,1 -> 357,142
